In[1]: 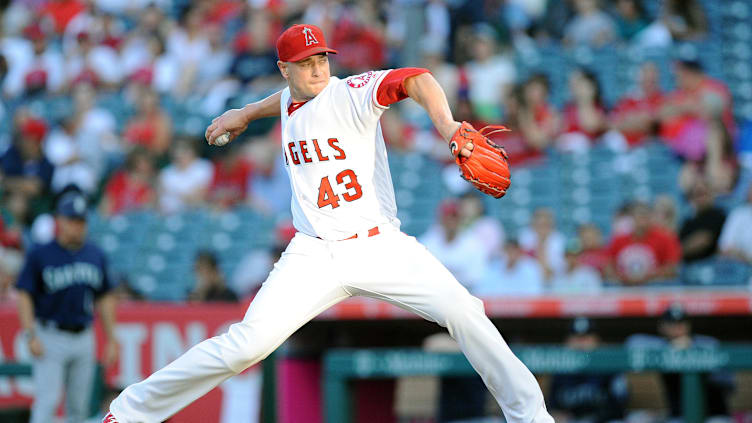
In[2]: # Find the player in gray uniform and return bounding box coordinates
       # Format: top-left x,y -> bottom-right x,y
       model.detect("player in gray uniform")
16,191 -> 119,423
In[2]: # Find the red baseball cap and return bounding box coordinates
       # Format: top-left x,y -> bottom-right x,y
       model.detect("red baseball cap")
24,69 -> 48,88
276,24 -> 337,62
21,118 -> 48,142
23,24 -> 45,41
439,200 -> 460,218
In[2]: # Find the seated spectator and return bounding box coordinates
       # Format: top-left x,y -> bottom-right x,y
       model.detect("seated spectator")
329,1 -> 387,74
719,184 -> 752,263
246,135 -> 292,216
473,239 -> 544,297
208,143 -> 253,210
613,0 -> 649,41
0,244 -> 23,300
98,12 -> 126,51
627,304 -> 734,420
40,0 -> 87,35
121,27 -> 182,99
157,139 -> 213,214
550,239 -> 603,295
610,62 -> 664,147
462,24 -> 516,122
1,25 -> 33,99
44,116 -> 98,195
118,5 -> 165,75
122,88 -> 172,157
492,86 -> 547,167
230,10 -> 280,87
660,60 -> 735,159
196,25 -> 238,116
231,221 -> 296,298
166,6 -> 211,71
679,178 -> 726,263
462,77 -> 551,168
123,35 -> 179,98
558,69 -> 608,151
577,223 -> 610,276
497,0 -> 539,49
71,83 -> 120,170
661,60 -> 737,195
22,68 -> 49,99
518,74 -> 561,152
678,113 -> 738,196
64,30 -> 123,88
0,213 -> 22,251
458,191 -> 505,261
611,201 -> 635,236
188,250 -> 238,302
606,202 -> 681,285
181,23 -> 232,99
652,194 -> 679,232
549,317 -> 628,422
22,24 -> 65,95
100,148 -> 156,216
519,208 -> 566,281
420,199 -> 487,289
421,0 -> 452,48
661,0 -> 708,41
563,0 -> 616,47
0,190 -> 33,233
0,116 -> 54,215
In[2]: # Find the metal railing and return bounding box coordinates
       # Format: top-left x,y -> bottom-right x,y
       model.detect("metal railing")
324,345 -> 752,423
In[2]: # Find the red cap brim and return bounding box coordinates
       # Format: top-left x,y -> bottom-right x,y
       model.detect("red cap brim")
285,46 -> 338,63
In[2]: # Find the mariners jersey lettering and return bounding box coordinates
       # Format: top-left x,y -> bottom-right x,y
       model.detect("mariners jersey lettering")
280,70 -> 400,240
42,262 -> 104,292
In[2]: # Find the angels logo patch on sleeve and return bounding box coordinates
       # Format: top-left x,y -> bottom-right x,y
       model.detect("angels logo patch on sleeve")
346,71 -> 375,88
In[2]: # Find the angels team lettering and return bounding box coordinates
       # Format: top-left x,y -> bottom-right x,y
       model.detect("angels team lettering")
286,138 -> 346,166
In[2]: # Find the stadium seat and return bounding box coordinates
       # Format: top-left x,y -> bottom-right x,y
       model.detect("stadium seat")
681,257 -> 752,286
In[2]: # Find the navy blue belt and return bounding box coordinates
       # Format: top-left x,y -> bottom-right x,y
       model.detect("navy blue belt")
42,320 -> 88,333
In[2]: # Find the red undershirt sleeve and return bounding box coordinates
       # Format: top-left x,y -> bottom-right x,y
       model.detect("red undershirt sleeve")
375,67 -> 431,107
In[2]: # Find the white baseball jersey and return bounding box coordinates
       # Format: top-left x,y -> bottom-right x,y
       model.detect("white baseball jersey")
279,70 -> 399,240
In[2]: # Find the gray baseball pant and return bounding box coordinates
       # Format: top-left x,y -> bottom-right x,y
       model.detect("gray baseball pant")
30,324 -> 96,423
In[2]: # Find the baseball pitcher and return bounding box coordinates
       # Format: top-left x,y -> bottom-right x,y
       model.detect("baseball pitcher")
104,24 -> 551,423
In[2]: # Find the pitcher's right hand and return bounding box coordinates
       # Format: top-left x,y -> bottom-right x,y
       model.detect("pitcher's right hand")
205,108 -> 251,145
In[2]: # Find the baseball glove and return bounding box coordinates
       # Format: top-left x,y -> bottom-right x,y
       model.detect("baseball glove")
449,121 -> 512,198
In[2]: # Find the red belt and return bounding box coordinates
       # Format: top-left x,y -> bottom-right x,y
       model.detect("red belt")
345,226 -> 380,240
320,226 -> 380,241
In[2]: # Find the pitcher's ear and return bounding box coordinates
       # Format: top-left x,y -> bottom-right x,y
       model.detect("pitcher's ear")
277,61 -> 288,79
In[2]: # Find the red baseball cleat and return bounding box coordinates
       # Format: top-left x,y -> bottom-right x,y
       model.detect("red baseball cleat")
103,412 -> 119,423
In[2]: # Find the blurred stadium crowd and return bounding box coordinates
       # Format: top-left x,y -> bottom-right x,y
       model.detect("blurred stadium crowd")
1,0 -> 752,302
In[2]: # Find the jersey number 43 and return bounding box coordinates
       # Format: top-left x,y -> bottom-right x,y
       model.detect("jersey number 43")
317,169 -> 362,209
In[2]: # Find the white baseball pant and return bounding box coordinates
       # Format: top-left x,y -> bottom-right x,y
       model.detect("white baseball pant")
109,226 -> 553,423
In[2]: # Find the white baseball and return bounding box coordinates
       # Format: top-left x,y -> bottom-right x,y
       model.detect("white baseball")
214,132 -> 231,146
